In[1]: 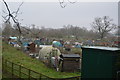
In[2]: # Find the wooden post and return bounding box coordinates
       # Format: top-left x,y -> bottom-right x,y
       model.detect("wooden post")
28,69 -> 31,79
61,58 -> 64,72
39,74 -> 41,80
5,60 -> 7,73
19,65 -> 21,78
49,52 -> 52,67
12,62 -> 14,78
2,58 -> 4,72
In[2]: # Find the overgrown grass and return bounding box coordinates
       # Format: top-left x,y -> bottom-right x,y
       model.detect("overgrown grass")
2,42 -> 80,78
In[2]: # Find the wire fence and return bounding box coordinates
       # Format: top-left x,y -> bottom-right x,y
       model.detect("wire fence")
2,58 -> 80,80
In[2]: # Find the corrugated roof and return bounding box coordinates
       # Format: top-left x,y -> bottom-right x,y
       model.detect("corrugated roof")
82,46 -> 120,51
61,54 -> 80,58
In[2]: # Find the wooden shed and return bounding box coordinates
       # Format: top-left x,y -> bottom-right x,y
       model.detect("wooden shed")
29,42 -> 36,53
60,53 -> 80,72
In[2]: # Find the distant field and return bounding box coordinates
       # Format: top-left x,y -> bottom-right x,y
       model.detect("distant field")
2,42 -> 80,78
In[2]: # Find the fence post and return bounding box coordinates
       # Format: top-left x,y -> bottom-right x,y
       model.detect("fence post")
39,74 -> 41,80
5,59 -> 7,73
28,69 -> 31,79
2,58 -> 4,72
19,65 -> 21,78
12,62 -> 14,78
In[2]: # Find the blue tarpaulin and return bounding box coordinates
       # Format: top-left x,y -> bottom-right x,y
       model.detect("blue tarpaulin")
22,42 -> 29,47
52,41 -> 62,47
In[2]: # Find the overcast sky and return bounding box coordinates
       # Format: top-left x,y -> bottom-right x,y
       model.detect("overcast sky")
1,1 -> 118,29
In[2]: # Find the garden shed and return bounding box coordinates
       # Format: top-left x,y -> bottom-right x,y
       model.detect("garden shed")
81,46 -> 120,79
28,42 -> 36,53
60,53 -> 80,72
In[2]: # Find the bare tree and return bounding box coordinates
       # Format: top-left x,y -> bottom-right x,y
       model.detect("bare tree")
2,23 -> 13,37
58,0 -> 77,8
2,0 -> 23,43
91,16 -> 116,39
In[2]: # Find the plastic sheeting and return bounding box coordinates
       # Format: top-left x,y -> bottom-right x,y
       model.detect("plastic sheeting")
9,37 -> 17,40
39,46 -> 61,61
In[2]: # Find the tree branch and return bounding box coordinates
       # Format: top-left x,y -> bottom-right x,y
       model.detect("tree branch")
3,0 -> 11,15
68,0 -> 76,4
58,0 -> 67,8
2,0 -> 23,36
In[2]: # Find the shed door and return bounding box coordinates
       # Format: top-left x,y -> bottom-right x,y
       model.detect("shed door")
82,49 -> 113,78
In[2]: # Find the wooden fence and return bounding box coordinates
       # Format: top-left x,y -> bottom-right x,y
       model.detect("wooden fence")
2,58 -> 80,80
